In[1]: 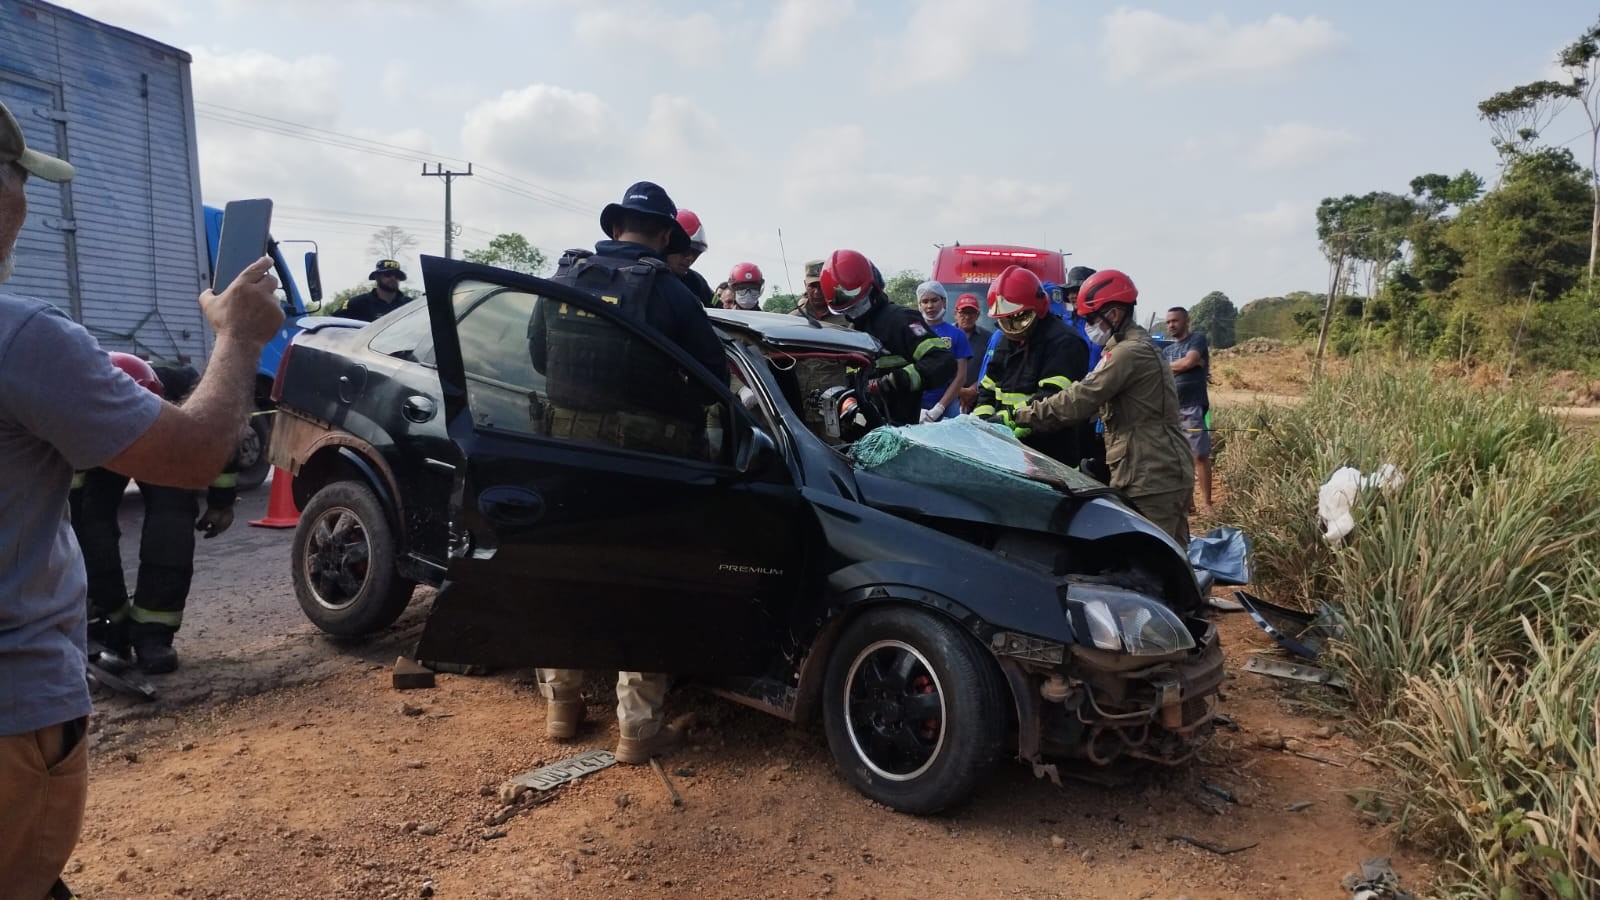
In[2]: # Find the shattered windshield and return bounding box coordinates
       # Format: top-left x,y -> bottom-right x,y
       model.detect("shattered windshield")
851,416 -> 1107,496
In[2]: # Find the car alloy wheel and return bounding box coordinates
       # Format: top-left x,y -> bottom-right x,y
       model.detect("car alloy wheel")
303,505 -> 371,612
842,639 -> 948,781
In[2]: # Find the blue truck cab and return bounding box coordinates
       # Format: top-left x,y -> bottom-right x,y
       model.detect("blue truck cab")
202,204 -> 323,488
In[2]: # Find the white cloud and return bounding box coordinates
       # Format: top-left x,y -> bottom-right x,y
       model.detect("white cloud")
1239,200 -> 1306,234
190,48 -> 343,126
1101,8 -> 1344,87
461,85 -> 620,178
871,0 -> 1034,92
640,95 -> 723,160
54,0 -> 186,31
760,0 -> 855,70
573,4 -> 725,68
1250,122 -> 1359,171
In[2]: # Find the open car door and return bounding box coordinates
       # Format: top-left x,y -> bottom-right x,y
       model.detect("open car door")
413,257 -> 804,674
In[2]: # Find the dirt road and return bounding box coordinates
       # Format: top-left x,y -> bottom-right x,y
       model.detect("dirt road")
73,496 -> 1432,899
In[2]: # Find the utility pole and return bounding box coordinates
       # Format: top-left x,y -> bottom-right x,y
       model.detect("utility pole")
421,163 -> 472,259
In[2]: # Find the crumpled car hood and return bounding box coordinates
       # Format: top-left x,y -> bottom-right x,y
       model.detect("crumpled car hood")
849,417 -> 1181,553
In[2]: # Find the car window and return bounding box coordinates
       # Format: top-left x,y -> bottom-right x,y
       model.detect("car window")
452,279 -> 732,465
368,304 -> 435,362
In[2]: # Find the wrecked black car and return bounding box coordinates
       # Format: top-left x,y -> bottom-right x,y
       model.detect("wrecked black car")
268,257 -> 1223,814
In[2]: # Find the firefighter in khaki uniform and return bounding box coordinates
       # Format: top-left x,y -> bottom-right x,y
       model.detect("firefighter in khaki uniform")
1013,270 -> 1195,545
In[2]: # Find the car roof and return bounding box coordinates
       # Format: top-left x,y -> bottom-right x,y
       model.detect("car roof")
707,309 -> 882,354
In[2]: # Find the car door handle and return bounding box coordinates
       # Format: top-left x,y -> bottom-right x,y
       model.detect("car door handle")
402,395 -> 437,423
478,486 -> 544,527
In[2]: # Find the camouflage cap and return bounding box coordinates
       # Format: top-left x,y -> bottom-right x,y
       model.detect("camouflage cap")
802,258 -> 825,285
0,99 -> 74,182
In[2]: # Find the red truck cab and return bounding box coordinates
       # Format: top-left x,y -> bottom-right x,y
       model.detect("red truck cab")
932,244 -> 1067,329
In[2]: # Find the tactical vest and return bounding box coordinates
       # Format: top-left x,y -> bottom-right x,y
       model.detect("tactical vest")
532,249 -> 679,414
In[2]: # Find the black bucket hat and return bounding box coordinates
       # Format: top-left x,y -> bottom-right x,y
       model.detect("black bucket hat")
600,181 -> 690,248
369,259 -> 407,281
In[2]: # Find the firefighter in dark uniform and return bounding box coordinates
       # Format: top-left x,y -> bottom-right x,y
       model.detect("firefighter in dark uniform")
529,181 -> 725,765
342,259 -> 413,322
972,265 -> 1091,466
666,208 -> 715,308
818,249 -> 956,426
69,354 -> 237,674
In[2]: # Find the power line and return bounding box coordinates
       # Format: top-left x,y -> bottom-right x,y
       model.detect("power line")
194,103 -> 600,215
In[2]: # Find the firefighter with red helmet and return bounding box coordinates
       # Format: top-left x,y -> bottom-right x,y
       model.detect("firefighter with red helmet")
971,265 -> 1090,466
667,209 -> 715,308
727,262 -> 764,309
69,353 -> 239,673
1013,270 -> 1195,544
820,249 -> 957,426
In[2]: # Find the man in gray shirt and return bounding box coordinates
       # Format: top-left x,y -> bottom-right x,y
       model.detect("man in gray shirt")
0,100 -> 285,898
1162,306 -> 1212,513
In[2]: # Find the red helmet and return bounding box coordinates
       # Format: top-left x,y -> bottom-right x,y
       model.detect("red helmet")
676,209 -> 708,253
729,262 -> 763,285
1075,269 -> 1138,318
108,351 -> 163,396
820,249 -> 877,317
987,266 -> 1048,319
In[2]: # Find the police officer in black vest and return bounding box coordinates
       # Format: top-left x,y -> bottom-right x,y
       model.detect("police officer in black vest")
531,181 -> 725,766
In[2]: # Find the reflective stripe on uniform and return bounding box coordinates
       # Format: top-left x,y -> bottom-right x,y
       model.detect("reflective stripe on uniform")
128,605 -> 182,628
875,355 -> 908,369
972,404 -> 998,417
71,472 -> 84,489
1038,375 -> 1074,392
211,472 -> 237,489
900,366 -> 923,391
994,389 -> 1030,408
910,337 -> 945,361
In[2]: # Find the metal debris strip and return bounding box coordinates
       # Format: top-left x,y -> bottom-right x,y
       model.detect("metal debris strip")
650,758 -> 683,807
1166,835 -> 1259,856
1244,655 -> 1348,690
506,749 -> 617,792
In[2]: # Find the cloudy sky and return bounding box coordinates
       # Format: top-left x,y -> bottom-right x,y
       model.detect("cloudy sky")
52,0 -> 1600,309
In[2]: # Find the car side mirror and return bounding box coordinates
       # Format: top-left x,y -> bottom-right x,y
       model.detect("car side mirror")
736,426 -> 777,475
304,251 -> 324,304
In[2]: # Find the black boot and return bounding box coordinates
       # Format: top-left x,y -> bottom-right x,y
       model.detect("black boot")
132,632 -> 179,674
87,617 -> 132,668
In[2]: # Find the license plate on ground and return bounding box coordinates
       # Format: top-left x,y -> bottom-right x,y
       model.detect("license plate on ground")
506,749 -> 617,791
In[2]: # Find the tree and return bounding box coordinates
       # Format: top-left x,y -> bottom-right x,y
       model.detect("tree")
883,270 -> 923,309
462,232 -> 548,276
1189,291 -> 1237,349
1554,18 -> 1600,283
1477,80 -> 1576,167
763,292 -> 799,314
368,226 -> 419,268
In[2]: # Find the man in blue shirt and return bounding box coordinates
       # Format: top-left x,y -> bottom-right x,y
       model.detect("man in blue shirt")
914,282 -> 971,422
1162,306 -> 1212,512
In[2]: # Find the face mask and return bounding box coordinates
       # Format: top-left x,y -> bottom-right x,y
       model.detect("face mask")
1086,322 -> 1111,346
734,287 -> 761,309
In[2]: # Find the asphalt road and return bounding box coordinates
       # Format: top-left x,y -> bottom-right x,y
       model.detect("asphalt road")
90,472 -> 435,737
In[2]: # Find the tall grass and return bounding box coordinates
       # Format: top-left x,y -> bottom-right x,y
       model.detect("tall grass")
1220,369 -> 1600,897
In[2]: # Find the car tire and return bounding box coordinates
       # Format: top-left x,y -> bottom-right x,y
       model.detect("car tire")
235,415 -> 271,491
291,480 -> 415,636
821,607 -> 1006,815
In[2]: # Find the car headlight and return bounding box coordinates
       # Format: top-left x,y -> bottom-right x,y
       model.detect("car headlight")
1067,584 -> 1195,656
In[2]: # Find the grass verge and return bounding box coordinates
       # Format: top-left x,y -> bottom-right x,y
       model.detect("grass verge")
1219,368 -> 1600,898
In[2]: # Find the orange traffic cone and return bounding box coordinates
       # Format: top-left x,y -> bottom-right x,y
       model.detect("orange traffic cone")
249,467 -> 301,529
